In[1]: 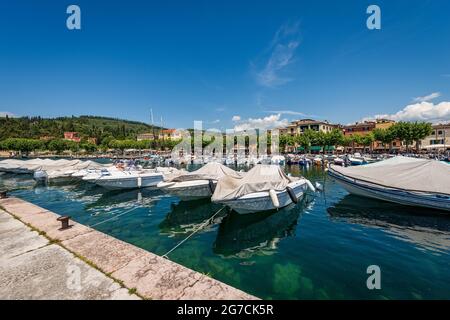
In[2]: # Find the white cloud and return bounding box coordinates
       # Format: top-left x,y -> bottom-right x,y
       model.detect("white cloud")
363,101 -> 450,124
263,110 -> 317,117
234,114 -> 288,132
413,92 -> 441,103
0,111 -> 16,117
210,119 -> 220,124
232,115 -> 241,122
254,21 -> 301,88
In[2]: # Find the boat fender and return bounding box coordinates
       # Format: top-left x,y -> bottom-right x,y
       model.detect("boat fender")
286,186 -> 298,204
137,176 -> 142,188
269,189 -> 280,208
315,182 -> 323,191
305,179 -> 316,192
208,179 -> 216,194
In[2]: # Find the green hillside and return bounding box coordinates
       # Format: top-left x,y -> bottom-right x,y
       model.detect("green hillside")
0,115 -> 161,145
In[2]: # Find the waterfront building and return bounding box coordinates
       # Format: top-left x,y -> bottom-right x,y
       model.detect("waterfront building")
137,133 -> 156,141
420,123 -> 450,151
63,132 -> 81,142
159,129 -> 182,140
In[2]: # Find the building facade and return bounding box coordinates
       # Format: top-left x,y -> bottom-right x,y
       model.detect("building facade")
159,129 -> 182,140
63,132 -> 81,142
280,119 -> 337,137
420,123 -> 450,150
136,133 -> 156,141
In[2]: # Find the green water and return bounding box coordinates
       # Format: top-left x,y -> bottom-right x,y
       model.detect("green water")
1,165 -> 449,299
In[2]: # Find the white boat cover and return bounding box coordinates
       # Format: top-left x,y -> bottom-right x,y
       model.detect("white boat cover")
0,158 -> 105,176
156,167 -> 188,181
170,162 -> 242,182
212,164 -> 297,201
330,156 -> 450,195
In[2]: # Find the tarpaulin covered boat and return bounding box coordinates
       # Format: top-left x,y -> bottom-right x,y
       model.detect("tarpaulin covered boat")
212,164 -> 314,214
158,162 -> 243,200
328,156 -> 450,212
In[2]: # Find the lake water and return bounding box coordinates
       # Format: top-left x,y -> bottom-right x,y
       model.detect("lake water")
1,164 -> 449,299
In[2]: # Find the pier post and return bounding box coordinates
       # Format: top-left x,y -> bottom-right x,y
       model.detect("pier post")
57,216 -> 71,230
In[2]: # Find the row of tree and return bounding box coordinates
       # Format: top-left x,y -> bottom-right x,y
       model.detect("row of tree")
0,122 -> 434,155
279,122 -> 433,153
0,138 -> 182,155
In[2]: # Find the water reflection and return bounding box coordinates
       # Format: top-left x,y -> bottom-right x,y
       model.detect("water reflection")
0,173 -> 35,190
159,199 -> 227,235
327,195 -> 450,254
85,188 -> 164,211
213,201 -> 306,258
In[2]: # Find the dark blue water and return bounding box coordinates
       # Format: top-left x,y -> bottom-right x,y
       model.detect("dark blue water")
1,165 -> 449,299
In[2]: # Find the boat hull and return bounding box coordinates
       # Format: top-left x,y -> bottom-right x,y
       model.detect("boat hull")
162,180 -> 215,200
218,181 -> 308,214
94,174 -> 164,190
328,169 -> 450,213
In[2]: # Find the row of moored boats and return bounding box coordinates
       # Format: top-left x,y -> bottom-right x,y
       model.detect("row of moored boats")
0,159 -> 316,214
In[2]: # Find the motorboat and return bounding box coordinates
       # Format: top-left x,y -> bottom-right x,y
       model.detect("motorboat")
333,157 -> 345,166
212,164 -> 315,214
33,160 -> 105,183
82,167 -> 164,189
271,155 -> 285,165
347,155 -> 365,165
328,156 -> 450,212
298,157 -> 311,166
158,162 -> 243,200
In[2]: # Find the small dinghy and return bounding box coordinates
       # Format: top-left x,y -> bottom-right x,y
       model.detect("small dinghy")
158,162 -> 243,200
328,156 -> 450,212
212,164 -> 315,214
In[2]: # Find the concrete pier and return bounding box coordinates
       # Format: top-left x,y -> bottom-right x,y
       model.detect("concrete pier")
0,197 -> 256,300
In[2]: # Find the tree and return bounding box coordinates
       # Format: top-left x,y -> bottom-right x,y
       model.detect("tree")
350,134 -> 363,152
48,139 -> 69,154
412,122 -> 432,151
294,134 -> 310,154
80,142 -> 97,153
323,129 -> 344,153
0,138 -> 44,156
361,133 -> 375,154
341,136 -> 353,153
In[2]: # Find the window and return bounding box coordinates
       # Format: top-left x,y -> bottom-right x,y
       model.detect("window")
438,130 -> 443,135
432,131 -> 435,135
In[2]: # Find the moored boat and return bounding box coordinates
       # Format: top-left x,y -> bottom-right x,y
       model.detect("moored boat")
328,156 -> 450,212
82,168 -> 164,189
212,164 -> 315,214
158,162 -> 243,200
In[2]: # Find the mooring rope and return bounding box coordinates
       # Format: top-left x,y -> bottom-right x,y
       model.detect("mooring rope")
89,206 -> 139,228
162,206 -> 227,259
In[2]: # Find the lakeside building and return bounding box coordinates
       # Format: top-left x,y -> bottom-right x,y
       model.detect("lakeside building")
137,133 -> 156,141
63,132 -> 81,142
278,119 -> 339,153
420,123 -> 450,151
343,119 -> 403,153
280,119 -> 337,137
137,129 -> 182,141
159,129 -> 182,140
373,119 -> 403,152
343,121 -> 376,137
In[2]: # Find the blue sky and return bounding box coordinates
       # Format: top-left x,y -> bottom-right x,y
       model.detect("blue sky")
1,0 -> 449,129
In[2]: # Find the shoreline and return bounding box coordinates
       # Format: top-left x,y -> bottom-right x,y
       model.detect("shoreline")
0,196 -> 257,300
